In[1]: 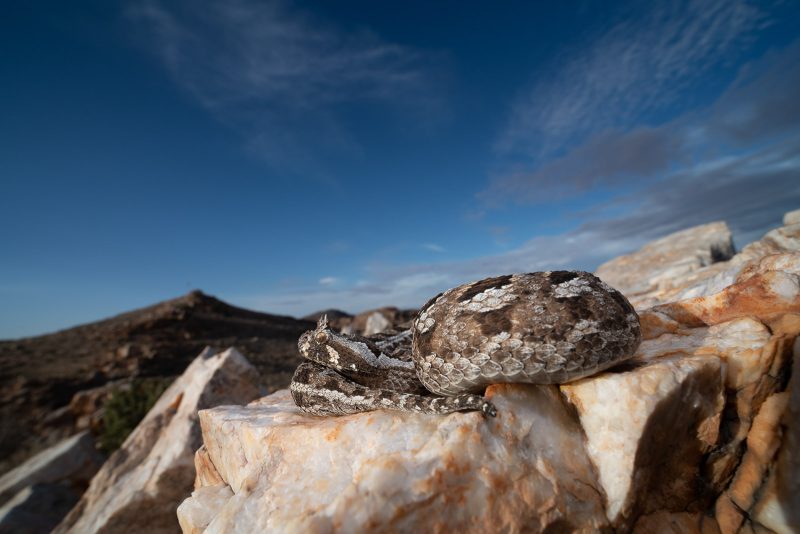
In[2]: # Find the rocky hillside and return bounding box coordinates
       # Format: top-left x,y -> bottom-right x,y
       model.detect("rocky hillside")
0,290 -> 314,475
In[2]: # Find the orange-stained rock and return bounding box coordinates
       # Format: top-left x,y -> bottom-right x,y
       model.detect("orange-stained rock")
596,213 -> 800,309
177,484 -> 233,534
178,387 -> 609,533
595,221 -> 735,307
750,338 -> 800,534
193,446 -> 224,489
726,392 -> 789,511
655,270 -> 800,328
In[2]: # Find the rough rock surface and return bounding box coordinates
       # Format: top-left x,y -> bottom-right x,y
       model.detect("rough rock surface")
0,432 -> 103,532
598,218 -> 800,310
180,387 -> 609,532
180,212 -> 800,533
595,221 -> 735,307
0,431 -> 103,506
562,354 -> 724,528
785,208 -> 800,226
0,483 -> 83,534
57,347 -> 261,534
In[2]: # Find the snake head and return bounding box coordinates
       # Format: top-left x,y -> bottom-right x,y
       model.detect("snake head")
298,320 -> 332,364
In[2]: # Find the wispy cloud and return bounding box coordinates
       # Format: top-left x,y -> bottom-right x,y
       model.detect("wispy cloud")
237,134 -> 800,317
238,31 -> 800,315
496,0 -> 770,160
128,0 -> 441,174
318,276 -> 338,286
422,243 -> 445,253
484,38 -> 800,204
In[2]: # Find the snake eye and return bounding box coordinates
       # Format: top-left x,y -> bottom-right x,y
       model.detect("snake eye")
315,331 -> 329,343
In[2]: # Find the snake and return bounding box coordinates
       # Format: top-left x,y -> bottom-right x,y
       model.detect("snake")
290,271 -> 641,417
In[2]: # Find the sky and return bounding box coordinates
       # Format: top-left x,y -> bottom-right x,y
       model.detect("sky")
2,0 -> 800,338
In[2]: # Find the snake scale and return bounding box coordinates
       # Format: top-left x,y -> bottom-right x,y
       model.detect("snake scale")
290,271 -> 641,417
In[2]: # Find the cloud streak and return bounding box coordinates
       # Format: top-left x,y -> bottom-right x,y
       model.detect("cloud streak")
128,0 -> 440,173
484,39 -> 800,204
238,132 -> 800,317
239,21 -> 800,315
497,0 -> 770,160
239,37 -> 800,317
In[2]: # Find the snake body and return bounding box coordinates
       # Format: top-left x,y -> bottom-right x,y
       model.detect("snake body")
290,271 -> 641,417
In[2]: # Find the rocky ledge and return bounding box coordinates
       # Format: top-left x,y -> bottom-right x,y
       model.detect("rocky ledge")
179,210 -> 800,533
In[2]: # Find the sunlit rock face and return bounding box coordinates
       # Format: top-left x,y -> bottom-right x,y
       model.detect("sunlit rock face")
180,211 -> 799,533
56,347 -> 260,534
179,387 -> 609,532
595,221 -> 736,308
562,354 -> 725,527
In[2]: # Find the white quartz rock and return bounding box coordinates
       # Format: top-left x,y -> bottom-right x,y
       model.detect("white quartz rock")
363,311 -> 391,336
784,209 -> 800,226
178,386 -> 609,533
177,484 -> 233,534
595,221 -> 734,303
596,211 -> 800,308
56,347 -> 261,534
0,431 -> 103,507
561,354 -> 724,527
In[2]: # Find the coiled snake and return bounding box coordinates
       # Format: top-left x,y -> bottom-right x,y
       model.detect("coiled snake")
290,271 -> 641,417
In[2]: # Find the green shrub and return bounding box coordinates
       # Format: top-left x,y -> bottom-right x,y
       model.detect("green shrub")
99,377 -> 171,453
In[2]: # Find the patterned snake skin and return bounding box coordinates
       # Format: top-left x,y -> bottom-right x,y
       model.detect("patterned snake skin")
290,271 -> 641,417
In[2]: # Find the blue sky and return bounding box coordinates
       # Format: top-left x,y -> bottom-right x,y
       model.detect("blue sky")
2,0 -> 800,338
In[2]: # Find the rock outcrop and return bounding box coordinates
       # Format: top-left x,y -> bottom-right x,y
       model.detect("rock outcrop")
597,216 -> 800,311
0,432 -> 104,532
0,431 -> 103,507
179,212 -> 800,533
0,483 -> 84,534
56,347 -> 261,534
595,221 -> 736,308
179,387 -> 609,532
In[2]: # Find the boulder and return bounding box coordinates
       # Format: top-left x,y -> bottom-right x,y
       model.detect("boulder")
0,431 -> 103,507
739,337 -> 800,534
0,483 -> 83,534
180,312 -> 795,532
595,221 -> 735,306
784,209 -> 800,226
597,214 -> 800,309
363,311 -> 392,336
341,307 -> 417,335
179,387 -> 609,532
561,354 -> 725,528
56,347 -> 261,534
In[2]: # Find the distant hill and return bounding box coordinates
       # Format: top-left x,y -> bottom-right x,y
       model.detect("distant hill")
0,290 -> 315,475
